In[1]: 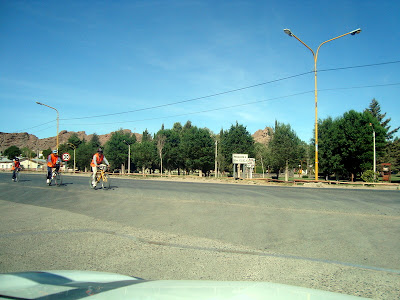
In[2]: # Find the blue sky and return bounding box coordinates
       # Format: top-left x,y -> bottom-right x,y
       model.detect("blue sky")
1,0 -> 399,142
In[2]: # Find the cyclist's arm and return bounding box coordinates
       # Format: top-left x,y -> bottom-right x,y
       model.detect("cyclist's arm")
103,156 -> 110,166
93,154 -> 99,166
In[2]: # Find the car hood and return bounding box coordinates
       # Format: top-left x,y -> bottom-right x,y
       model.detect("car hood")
0,270 -> 366,299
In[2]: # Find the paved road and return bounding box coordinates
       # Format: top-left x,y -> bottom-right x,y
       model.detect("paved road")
0,172 -> 399,298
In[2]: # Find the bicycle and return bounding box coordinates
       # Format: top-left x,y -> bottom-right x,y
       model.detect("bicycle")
49,168 -> 62,186
13,168 -> 21,182
90,164 -> 110,190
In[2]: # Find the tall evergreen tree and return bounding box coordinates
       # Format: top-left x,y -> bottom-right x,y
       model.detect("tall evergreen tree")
366,98 -> 399,140
268,122 -> 302,180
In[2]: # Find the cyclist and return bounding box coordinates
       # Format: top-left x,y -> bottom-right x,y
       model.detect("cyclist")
91,148 -> 109,188
47,150 -> 62,184
12,157 -> 21,182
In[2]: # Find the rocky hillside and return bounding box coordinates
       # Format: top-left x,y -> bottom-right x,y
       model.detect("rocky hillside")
0,130 -> 142,152
252,127 -> 273,145
0,127 -> 272,152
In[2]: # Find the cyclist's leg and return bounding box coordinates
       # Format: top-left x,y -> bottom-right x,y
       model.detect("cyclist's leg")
47,167 -> 52,184
12,169 -> 16,181
92,166 -> 97,187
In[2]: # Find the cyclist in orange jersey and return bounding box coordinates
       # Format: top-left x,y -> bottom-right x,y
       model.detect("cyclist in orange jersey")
47,150 -> 62,184
91,148 -> 109,188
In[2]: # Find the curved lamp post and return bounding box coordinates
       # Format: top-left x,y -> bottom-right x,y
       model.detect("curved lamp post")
283,28 -> 361,180
36,101 -> 60,151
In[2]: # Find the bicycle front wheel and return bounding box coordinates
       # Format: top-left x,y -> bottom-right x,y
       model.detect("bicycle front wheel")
90,176 -> 96,189
54,173 -> 62,186
15,172 -> 20,182
101,174 -> 110,190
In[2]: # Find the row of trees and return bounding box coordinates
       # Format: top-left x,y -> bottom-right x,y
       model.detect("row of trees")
3,99 -> 398,180
253,99 -> 399,181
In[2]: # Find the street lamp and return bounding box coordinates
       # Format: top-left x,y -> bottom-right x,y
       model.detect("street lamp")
67,143 -> 76,173
36,101 -> 60,151
283,28 -> 361,180
123,140 -> 132,174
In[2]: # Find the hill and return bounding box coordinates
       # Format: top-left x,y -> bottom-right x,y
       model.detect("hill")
0,130 -> 142,153
0,127 -> 273,153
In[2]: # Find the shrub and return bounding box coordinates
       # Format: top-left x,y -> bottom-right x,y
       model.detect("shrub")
361,170 -> 379,182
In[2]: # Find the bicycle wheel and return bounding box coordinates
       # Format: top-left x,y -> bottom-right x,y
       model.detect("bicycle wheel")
49,171 -> 55,186
15,171 -> 20,182
54,173 -> 62,186
102,174 -> 110,190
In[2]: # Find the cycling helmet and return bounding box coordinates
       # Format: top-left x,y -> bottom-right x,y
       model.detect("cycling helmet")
52,150 -> 58,154
97,148 -> 103,153
15,157 -> 19,161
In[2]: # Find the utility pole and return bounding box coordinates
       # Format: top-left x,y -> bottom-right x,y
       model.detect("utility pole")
215,139 -> 218,178
369,123 -> 376,180
123,140 -> 131,174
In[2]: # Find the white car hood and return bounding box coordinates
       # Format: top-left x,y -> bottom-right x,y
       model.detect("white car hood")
0,270 -> 366,299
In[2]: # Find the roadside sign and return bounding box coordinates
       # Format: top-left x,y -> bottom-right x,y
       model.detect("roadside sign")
246,158 -> 255,168
62,152 -> 71,161
232,154 -> 248,164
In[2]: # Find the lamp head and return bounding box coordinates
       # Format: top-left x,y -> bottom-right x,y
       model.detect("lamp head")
350,28 -> 361,35
36,101 -> 43,105
283,28 -> 293,37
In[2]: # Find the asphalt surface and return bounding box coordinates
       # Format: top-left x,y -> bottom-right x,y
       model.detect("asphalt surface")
0,172 -> 399,299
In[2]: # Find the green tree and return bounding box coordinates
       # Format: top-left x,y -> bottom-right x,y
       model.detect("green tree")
68,133 -> 83,148
4,146 -> 21,160
42,148 -> 52,159
75,141 -> 94,171
380,137 -> 400,173
180,126 -> 214,175
268,122 -> 302,180
332,110 -> 386,180
220,122 -> 255,171
89,133 -> 101,149
141,129 -> 152,143
104,129 -> 136,170
317,117 -> 344,179
133,130 -> 157,174
366,98 -> 399,140
21,147 -> 36,159
158,128 -> 181,173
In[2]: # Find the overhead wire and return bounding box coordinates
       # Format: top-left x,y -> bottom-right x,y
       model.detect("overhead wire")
60,71 -> 313,121
61,91 -> 314,126
24,59 -> 400,133
60,81 -> 400,127
59,60 -> 400,121
16,120 -> 56,133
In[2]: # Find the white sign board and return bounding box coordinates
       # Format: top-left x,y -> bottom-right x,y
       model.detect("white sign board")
62,152 -> 71,162
232,153 -> 248,164
246,158 -> 255,168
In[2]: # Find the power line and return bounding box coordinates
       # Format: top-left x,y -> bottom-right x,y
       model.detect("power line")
60,81 -> 400,127
30,125 -> 58,134
16,120 -> 56,133
59,59 -> 400,121
61,91 -> 314,126
319,60 -> 400,73
320,82 -> 400,91
60,71 -> 313,121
